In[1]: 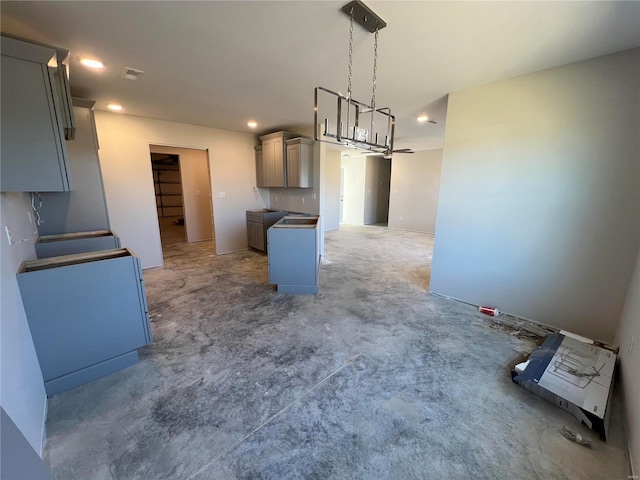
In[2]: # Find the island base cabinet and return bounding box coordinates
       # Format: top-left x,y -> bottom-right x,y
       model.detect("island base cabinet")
17,248 -> 152,396
268,216 -> 319,294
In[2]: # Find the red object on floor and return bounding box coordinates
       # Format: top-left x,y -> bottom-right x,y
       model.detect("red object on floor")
479,306 -> 499,316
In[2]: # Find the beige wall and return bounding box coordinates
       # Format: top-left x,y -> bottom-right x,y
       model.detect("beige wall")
95,112 -> 267,267
616,247 -> 640,474
340,155 -> 366,226
388,149 -> 442,234
322,148 -> 341,232
431,48 -> 640,343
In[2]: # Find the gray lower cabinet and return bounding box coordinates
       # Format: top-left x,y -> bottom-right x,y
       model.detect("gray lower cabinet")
1,35 -> 72,192
35,230 -> 120,258
247,210 -> 288,252
268,216 -> 320,293
17,248 -> 152,396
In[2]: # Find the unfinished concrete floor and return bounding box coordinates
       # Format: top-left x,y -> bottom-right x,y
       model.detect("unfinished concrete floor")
43,225 -> 630,479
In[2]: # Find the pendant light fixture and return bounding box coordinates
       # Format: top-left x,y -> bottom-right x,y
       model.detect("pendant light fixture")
314,0 -> 395,158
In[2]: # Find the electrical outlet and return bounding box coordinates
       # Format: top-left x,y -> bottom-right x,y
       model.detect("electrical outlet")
311,193 -> 317,200
5,225 -> 13,245
629,336 -> 636,355
219,192 -> 226,199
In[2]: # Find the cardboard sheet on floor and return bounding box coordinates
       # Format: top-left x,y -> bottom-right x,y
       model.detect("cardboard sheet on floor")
508,333 -> 616,440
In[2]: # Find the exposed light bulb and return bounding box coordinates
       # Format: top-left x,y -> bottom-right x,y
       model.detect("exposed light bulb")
107,104 -> 123,111
417,115 -> 429,123
247,121 -> 257,128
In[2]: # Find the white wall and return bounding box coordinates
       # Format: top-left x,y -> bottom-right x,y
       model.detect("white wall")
389,149 -> 442,234
616,246 -> 640,475
95,112 -> 267,267
340,155 -> 366,226
431,48 -> 640,343
0,192 -> 47,455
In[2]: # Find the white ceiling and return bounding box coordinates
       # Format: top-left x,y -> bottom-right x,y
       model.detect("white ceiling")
2,1 -> 639,151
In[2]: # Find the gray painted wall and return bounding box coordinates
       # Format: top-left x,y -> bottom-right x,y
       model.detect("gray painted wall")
431,48 -> 640,343
364,156 -> 391,225
616,246 -> 640,474
37,104 -> 110,235
0,192 -> 47,454
388,149 -> 443,234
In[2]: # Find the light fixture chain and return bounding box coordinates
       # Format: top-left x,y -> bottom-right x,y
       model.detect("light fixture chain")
371,25 -> 378,111
347,7 -> 353,100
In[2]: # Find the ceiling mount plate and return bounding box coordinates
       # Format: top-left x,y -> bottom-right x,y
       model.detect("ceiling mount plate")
341,0 -> 387,33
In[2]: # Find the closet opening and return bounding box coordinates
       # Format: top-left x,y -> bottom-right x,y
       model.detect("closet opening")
152,153 -> 185,245
150,145 -> 215,253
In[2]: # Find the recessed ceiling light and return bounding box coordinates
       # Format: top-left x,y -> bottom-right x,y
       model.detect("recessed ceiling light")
107,104 -> 123,111
247,121 -> 257,128
417,115 -> 429,123
80,58 -> 104,69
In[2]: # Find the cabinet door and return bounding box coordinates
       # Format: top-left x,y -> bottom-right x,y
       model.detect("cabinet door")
287,144 -> 301,188
255,148 -> 265,187
262,138 -> 276,186
248,221 -> 265,251
1,54 -> 71,192
271,137 -> 285,187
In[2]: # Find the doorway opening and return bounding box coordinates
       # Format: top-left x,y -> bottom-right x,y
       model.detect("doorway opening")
152,153 -> 185,245
340,153 -> 391,227
150,145 -> 215,253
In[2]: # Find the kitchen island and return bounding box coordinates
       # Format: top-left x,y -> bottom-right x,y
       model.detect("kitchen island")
267,216 -> 319,293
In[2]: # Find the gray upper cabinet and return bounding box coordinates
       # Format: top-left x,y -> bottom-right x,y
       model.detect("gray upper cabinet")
286,138 -> 314,188
255,145 -> 264,187
259,131 -> 297,187
1,35 -> 73,192
49,48 -> 75,140
37,99 -> 111,235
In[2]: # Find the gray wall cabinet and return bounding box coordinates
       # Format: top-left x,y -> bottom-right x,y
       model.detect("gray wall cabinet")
286,138 -> 314,188
268,216 -> 320,293
259,131 -> 297,187
17,248 -> 152,396
1,35 -> 73,192
38,100 -> 111,235
35,230 -> 120,258
255,145 -> 264,187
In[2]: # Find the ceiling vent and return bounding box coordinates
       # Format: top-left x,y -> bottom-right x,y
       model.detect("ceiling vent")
121,67 -> 144,81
